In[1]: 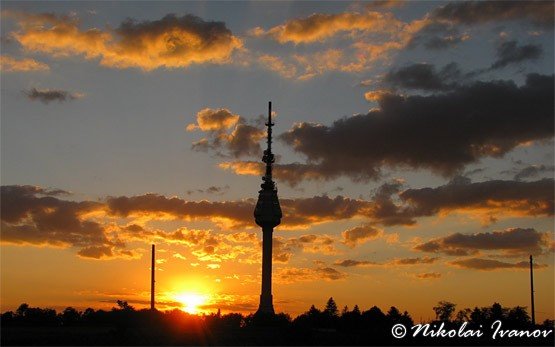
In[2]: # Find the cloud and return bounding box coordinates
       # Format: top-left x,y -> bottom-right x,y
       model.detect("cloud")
186,108 -> 240,132
334,256 -> 438,267
414,228 -> 551,257
414,272 -> 441,279
400,178 -> 554,219
219,161 -> 334,187
430,1 -> 554,29
276,266 -> 346,283
280,74 -> 554,179
188,108 -> 265,158
257,54 -> 298,79
490,40 -> 543,70
3,180 -> 552,260
248,10 -> 429,79
407,22 -> 470,50
212,170 -> 553,225
449,258 -> 548,271
342,225 -> 383,247
0,55 -> 49,72
187,185 -> 230,195
334,259 -> 377,267
6,11 -> 242,71
514,165 -> 555,181
0,185 -> 131,259
380,62 -> 462,91
273,234 -> 337,262
251,11 -> 403,44
23,88 -> 84,103
365,0 -> 405,11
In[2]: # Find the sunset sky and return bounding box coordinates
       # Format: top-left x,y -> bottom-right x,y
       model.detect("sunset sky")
1,1 -> 554,321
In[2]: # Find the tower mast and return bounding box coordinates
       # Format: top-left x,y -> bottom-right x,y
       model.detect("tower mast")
530,255 -> 535,325
254,101 -> 282,315
151,244 -> 155,310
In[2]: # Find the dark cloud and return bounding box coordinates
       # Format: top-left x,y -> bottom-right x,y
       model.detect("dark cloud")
415,272 -> 441,279
187,185 -> 230,195
431,1 -> 554,29
342,225 -> 383,247
514,165 -> 555,181
23,88 -> 83,104
407,22 -> 469,50
0,185 -> 129,259
365,0 -> 404,11
450,258 -> 548,271
106,193 -> 254,228
401,178 -> 554,218
382,62 -> 462,91
334,256 -> 438,267
415,228 -> 551,257
3,179 -> 552,260
334,259 -> 376,267
490,40 -> 543,70
280,74 -> 554,179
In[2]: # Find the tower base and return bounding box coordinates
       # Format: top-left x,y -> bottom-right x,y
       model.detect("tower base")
256,294 -> 275,315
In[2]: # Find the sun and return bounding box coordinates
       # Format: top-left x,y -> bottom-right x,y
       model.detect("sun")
174,293 -> 207,314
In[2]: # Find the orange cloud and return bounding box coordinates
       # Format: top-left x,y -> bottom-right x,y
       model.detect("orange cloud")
275,266 -> 347,283
342,225 -> 383,248
186,108 -> 240,132
364,89 -> 394,102
414,272 -> 441,279
188,108 -> 265,158
0,55 -> 49,72
252,11 -> 403,44
6,11 -> 243,71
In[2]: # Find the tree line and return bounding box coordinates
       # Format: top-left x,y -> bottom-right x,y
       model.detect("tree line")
1,298 -> 553,345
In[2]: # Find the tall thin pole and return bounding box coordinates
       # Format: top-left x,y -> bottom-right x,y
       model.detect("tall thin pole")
151,244 -> 155,310
530,255 -> 535,325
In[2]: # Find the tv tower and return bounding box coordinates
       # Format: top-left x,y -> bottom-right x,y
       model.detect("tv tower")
254,101 -> 282,315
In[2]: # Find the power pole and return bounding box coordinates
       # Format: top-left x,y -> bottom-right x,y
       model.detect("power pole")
529,255 -> 535,325
151,244 -> 155,310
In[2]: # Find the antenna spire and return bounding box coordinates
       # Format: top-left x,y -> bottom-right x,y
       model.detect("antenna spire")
261,101 -> 275,190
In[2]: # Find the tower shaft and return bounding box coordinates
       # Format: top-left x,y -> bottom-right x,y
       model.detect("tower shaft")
259,226 -> 274,314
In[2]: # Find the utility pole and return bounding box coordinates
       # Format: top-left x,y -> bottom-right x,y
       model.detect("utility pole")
530,255 -> 535,325
151,244 -> 155,310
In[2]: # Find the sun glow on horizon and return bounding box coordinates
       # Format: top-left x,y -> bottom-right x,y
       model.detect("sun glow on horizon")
174,293 -> 208,314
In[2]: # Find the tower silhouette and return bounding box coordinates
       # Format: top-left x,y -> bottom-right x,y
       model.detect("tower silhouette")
254,101 -> 282,315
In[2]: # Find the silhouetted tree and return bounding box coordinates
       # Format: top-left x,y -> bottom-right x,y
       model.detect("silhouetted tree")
324,297 -> 339,317
455,308 -> 472,322
506,306 -> 530,326
115,300 -> 134,311
433,301 -> 456,321
61,307 -> 81,326
489,302 -> 507,321
341,305 -> 349,316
